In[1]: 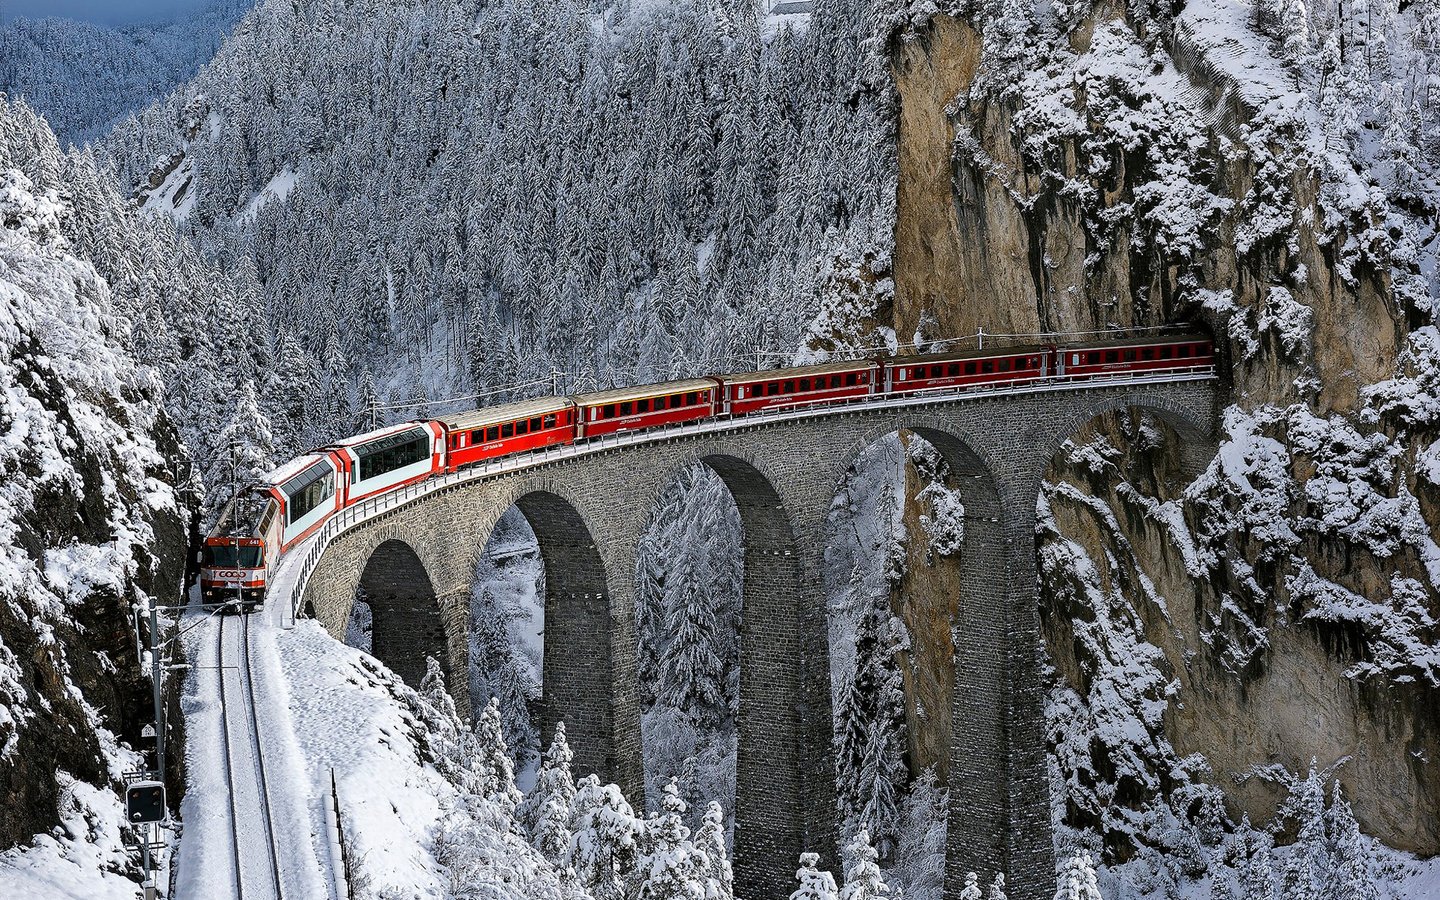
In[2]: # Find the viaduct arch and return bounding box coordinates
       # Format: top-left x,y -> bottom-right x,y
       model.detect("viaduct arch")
295,377 -> 1219,900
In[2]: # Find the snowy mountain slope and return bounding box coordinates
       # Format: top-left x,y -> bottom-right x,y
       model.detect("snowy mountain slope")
0,2 -> 253,147
106,0 -> 897,460
0,155 -> 188,888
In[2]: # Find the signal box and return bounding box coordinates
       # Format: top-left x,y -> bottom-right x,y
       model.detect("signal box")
126,781 -> 166,824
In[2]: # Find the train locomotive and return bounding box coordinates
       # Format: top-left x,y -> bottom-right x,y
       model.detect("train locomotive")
199,331 -> 1214,611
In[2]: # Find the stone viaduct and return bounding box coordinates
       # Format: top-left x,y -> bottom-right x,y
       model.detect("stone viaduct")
297,376 -> 1219,900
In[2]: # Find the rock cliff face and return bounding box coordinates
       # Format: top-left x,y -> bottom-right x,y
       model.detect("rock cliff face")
882,0 -> 1438,863
0,100 -> 190,885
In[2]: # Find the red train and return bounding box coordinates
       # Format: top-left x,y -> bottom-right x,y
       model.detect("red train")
200,331 -> 1214,609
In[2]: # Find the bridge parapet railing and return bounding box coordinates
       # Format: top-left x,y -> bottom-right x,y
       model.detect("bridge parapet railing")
283,365 -> 1216,622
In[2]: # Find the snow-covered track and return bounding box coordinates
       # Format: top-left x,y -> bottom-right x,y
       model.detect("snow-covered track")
218,613 -> 286,900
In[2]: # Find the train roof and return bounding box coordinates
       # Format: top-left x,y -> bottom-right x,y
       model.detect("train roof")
573,378 -> 718,406
260,451 -> 333,487
887,342 -> 1051,366
441,396 -> 575,431
1063,330 -> 1211,350
322,420 -> 432,452
718,359 -> 875,384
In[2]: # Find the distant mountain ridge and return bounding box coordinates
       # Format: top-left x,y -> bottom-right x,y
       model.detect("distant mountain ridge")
0,0 -> 253,146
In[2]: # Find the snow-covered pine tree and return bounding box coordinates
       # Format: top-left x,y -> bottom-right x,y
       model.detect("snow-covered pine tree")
658,580 -> 728,724
791,852 -> 841,900
834,583 -> 881,816
1240,816 -> 1276,900
475,696 -> 523,813
960,872 -> 983,900
693,801 -> 734,900
851,605 -> 907,855
1323,782 -> 1378,900
518,722 -> 578,866
569,773 -> 643,899
210,378 -> 275,510
356,370 -> 380,432
1279,763 -> 1327,899
989,873 -> 1008,900
840,828 -> 891,899
887,769 -> 945,899
1053,852 -> 1103,900
638,779 -> 707,900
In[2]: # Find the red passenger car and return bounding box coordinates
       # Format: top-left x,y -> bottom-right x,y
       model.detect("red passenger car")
1058,333 -> 1214,378
886,345 -> 1051,394
574,378 -> 718,438
441,397 -> 577,470
719,360 -> 878,415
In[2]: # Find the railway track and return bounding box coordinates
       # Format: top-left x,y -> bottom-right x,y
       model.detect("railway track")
217,613 -> 286,900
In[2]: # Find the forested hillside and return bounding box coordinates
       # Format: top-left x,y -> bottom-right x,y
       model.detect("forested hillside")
0,98 -> 194,894
0,1 -> 252,147
111,0 -> 896,466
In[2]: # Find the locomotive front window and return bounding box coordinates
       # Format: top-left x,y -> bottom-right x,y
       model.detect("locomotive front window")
203,544 -> 263,568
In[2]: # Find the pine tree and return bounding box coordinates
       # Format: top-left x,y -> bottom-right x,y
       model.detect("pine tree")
850,603 -> 907,856
693,801 -> 734,900
1053,852 -> 1103,900
474,696 -> 522,812
1280,762 -> 1327,898
638,779 -> 706,900
840,829 -> 891,899
960,872 -> 983,900
1240,816 -> 1276,900
212,379 -> 275,508
658,581 -> 727,723
791,852 -> 840,900
1323,782 -> 1378,900
989,873 -> 1008,900
356,371 -> 380,432
518,722 -> 578,866
570,774 -> 644,900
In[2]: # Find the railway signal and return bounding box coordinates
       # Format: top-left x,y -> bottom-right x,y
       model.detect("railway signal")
126,780 -> 166,824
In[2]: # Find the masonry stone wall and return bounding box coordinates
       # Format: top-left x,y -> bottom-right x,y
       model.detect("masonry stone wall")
299,380 -> 1218,900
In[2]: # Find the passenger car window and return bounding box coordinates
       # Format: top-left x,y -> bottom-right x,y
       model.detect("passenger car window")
501,423 -> 514,438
